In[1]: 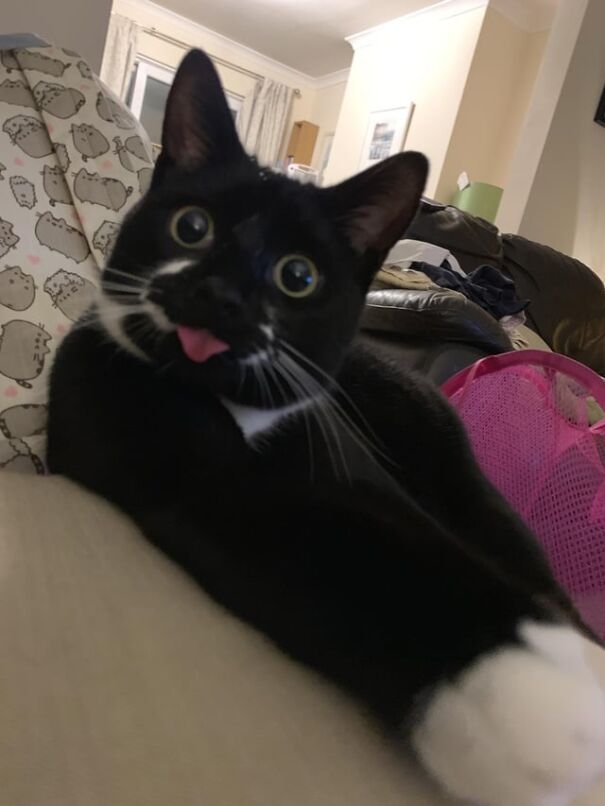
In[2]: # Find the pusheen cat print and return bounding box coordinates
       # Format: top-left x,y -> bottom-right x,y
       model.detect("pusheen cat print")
0,79 -> 36,109
9,176 -> 37,209
112,137 -> 135,173
35,212 -> 90,263
53,142 -> 70,173
0,266 -> 36,311
41,164 -> 72,206
0,218 -> 19,258
0,319 -> 51,388
11,49 -> 71,77
76,60 -> 93,80
42,165 -> 73,207
96,91 -> 136,130
0,52 -> 19,72
124,135 -> 151,163
137,166 -> 153,195
71,123 -> 109,161
44,269 -> 97,321
32,81 -> 85,119
92,221 -> 120,259
0,403 -> 47,439
2,114 -> 54,158
73,168 -> 132,212
0,436 -> 44,474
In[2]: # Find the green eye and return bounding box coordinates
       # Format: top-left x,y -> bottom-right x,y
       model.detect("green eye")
170,206 -> 213,248
273,255 -> 319,298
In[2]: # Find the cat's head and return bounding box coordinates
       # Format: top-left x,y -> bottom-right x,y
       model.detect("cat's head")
99,49 -> 427,409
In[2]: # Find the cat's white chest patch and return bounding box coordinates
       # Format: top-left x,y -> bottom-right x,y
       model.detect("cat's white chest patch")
222,399 -> 311,441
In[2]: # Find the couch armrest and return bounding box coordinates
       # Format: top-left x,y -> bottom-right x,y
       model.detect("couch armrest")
0,472 -> 446,806
362,288 -> 513,354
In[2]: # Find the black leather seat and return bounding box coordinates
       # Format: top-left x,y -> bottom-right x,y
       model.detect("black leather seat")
360,287 -> 512,385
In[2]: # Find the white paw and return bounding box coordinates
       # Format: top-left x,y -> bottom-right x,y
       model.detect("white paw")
411,622 -> 605,806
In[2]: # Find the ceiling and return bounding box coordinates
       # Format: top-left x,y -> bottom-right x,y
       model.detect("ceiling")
159,0 -> 559,77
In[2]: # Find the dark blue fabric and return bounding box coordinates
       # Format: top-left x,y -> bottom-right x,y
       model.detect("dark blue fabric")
413,261 -> 529,319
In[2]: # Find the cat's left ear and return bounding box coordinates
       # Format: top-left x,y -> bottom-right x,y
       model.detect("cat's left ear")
324,151 -> 428,264
158,49 -> 245,171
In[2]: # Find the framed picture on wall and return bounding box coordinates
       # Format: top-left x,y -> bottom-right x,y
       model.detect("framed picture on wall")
358,104 -> 415,171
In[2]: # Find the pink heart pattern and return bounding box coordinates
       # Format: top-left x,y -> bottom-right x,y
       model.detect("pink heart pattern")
26,255 -> 41,265
4,387 -> 18,398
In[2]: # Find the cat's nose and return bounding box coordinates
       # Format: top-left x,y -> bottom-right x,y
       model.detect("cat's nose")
195,276 -> 243,317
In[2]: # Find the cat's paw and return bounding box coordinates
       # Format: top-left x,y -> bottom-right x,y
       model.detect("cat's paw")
411,622 -> 605,806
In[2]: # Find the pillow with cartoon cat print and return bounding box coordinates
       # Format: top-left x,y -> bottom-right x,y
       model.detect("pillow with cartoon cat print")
0,44 -> 153,473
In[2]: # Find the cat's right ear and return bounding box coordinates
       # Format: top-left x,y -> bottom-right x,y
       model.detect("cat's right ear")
158,49 -> 245,171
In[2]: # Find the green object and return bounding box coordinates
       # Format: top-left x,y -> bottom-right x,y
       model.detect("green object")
451,182 -> 503,224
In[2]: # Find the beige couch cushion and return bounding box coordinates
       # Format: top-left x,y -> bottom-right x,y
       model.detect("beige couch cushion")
1,472 -> 604,805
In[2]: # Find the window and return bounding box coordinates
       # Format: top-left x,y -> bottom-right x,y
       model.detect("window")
128,58 -> 243,148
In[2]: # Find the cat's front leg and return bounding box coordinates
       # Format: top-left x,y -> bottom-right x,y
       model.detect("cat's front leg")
412,620 -> 605,806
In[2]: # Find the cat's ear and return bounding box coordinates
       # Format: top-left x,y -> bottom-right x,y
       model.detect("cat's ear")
325,152 -> 428,258
159,49 -> 245,170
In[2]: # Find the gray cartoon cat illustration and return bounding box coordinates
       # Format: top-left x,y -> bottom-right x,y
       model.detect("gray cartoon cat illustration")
35,212 -> 90,263
0,79 -> 36,108
96,91 -> 136,130
41,164 -> 72,206
76,60 -> 93,80
2,114 -> 53,158
9,176 -> 37,209
112,136 -> 135,172
0,320 -> 51,388
0,163 -> 5,181
0,52 -> 19,72
12,49 -> 70,77
137,166 -> 153,195
0,403 -> 47,439
0,437 -> 44,474
0,219 -> 19,258
0,266 -> 35,311
44,269 -> 97,321
92,220 -> 120,259
53,142 -> 70,173
71,123 -> 109,161
124,135 -> 151,163
32,82 -> 85,119
73,168 -> 133,212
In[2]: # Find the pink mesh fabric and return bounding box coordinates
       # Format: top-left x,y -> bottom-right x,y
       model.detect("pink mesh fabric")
443,351 -> 605,639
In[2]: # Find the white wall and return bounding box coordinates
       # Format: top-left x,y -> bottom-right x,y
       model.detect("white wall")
322,4 -> 487,197
518,0 -> 605,278
496,0 -> 589,234
309,81 -> 348,169
3,0 -> 112,72
436,7 -> 547,203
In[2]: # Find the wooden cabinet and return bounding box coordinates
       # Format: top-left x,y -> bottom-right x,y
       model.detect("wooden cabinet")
286,120 -> 319,166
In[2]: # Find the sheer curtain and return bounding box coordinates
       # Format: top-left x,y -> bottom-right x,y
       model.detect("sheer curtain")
100,14 -> 139,100
237,78 -> 294,167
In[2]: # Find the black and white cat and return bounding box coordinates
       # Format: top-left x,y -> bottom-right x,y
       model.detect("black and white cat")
47,50 -> 605,805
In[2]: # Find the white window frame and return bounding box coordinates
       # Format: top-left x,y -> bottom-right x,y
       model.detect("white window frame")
129,57 -> 243,124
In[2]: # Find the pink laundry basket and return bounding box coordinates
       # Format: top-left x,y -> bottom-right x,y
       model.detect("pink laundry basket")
442,350 -> 605,639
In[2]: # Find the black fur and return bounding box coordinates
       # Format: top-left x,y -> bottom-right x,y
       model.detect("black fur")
48,50 -> 575,756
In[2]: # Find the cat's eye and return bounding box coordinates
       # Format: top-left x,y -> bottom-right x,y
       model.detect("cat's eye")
273,255 -> 319,299
170,206 -> 213,248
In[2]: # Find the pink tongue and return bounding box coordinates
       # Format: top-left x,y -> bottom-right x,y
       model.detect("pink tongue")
176,326 -> 229,364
